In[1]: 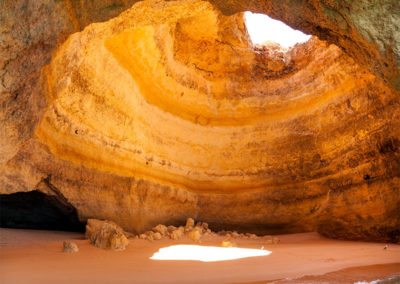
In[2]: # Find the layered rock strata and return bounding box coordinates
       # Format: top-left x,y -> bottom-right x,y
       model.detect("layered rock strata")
0,0 -> 399,242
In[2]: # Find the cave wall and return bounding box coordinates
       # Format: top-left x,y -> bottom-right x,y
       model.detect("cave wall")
0,0 -> 137,165
0,0 -> 399,242
209,0 -> 400,91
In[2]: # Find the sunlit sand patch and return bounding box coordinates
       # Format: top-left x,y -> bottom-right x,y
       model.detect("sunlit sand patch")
150,245 -> 271,262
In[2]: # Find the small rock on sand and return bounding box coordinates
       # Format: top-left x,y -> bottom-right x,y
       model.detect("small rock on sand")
63,241 -> 79,253
170,226 -> 185,240
221,240 -> 235,247
153,232 -> 162,240
187,228 -> 202,242
153,224 -> 168,236
167,225 -> 177,234
145,231 -> 154,241
185,218 -> 195,231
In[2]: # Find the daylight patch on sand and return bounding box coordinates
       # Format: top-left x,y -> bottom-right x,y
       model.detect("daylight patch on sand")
150,245 -> 271,262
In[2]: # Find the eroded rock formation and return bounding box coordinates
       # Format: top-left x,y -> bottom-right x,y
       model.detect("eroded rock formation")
86,219 -> 129,250
1,0 -> 399,242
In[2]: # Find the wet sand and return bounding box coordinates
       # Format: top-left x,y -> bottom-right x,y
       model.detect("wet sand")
0,228 -> 399,284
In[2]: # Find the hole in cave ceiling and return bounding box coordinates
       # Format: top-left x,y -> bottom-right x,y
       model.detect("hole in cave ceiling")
244,11 -> 311,50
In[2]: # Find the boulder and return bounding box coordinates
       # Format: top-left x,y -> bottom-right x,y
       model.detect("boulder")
187,228 -> 202,242
153,232 -> 162,240
170,226 -> 185,240
153,224 -> 168,236
85,219 -> 129,250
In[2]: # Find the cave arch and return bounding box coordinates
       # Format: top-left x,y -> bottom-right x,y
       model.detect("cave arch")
0,0 -> 399,242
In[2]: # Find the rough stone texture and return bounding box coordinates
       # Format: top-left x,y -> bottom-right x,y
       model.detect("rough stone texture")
117,218 -> 279,242
85,219 -> 129,250
170,226 -> 185,240
0,0 -> 399,242
185,218 -> 195,231
187,228 -> 202,242
153,232 -> 162,240
152,224 -> 168,236
209,0 -> 400,91
0,0 -> 138,166
63,241 -> 79,253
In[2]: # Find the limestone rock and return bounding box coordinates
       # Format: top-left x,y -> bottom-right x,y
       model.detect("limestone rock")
170,227 -> 185,240
221,240 -> 235,247
153,232 -> 162,240
185,218 -> 195,231
63,241 -> 79,253
153,224 -> 168,236
186,228 -> 202,242
85,219 -> 129,250
110,232 -> 129,250
145,232 -> 154,242
210,0 -> 400,90
167,226 -> 177,234
200,222 -> 209,231
1,0 -> 399,243
231,231 -> 240,238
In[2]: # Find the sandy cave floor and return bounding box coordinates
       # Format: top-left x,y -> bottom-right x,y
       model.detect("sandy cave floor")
0,228 -> 399,284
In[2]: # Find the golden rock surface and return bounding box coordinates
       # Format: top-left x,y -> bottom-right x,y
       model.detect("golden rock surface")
1,0 -> 399,241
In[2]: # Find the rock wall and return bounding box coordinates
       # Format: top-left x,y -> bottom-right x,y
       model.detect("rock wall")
0,0 -> 137,165
1,0 -> 399,242
210,0 -> 400,91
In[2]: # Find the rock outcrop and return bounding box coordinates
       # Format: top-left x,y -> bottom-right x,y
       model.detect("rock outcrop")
0,0 -> 399,242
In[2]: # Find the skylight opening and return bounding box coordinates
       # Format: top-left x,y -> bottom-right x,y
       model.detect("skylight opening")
244,12 -> 311,50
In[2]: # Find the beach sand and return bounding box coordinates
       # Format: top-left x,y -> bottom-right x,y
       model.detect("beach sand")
0,228 -> 399,284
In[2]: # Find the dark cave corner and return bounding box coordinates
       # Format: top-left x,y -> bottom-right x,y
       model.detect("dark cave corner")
0,189 -> 85,232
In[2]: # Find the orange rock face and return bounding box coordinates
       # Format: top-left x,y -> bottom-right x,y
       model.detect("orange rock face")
1,0 -> 399,242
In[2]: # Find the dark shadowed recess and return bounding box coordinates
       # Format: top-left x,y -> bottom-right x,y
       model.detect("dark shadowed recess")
0,191 -> 85,232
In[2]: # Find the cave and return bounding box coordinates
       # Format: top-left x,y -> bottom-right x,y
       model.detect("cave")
0,190 -> 85,232
1,0 -> 399,283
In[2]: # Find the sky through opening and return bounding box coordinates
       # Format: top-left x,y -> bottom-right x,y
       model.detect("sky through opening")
244,12 -> 311,49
